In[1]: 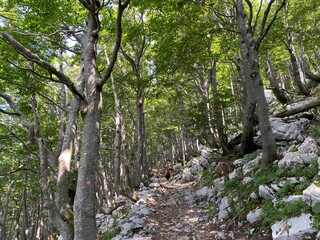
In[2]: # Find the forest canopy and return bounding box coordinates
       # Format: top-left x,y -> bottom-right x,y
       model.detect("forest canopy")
0,0 -> 319,239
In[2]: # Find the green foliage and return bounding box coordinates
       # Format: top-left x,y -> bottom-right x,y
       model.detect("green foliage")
103,216 -> 122,240
201,165 -> 217,186
309,126 -> 320,139
208,157 -> 319,230
261,200 -> 310,227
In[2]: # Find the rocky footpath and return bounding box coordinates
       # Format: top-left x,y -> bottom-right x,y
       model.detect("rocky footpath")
96,114 -> 320,239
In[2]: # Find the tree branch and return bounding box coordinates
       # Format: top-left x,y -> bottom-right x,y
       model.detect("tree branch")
0,108 -> 20,116
255,0 -> 286,49
244,0 -> 253,30
0,32 -> 85,101
98,0 -> 131,87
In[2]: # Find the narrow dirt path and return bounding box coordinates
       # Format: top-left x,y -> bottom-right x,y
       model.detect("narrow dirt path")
143,178 -> 248,240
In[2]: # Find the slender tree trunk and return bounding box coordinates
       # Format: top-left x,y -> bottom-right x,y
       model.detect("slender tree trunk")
55,73 -> 83,240
266,52 -> 291,104
111,73 -> 122,196
287,44 -> 310,95
209,62 -> 231,154
301,46 -> 320,83
0,181 -> 12,240
136,86 -> 147,185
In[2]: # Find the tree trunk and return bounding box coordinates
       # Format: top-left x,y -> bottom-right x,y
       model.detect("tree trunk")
209,62 -> 231,154
273,99 -> 320,118
301,46 -> 320,83
74,8 -> 101,239
238,35 -> 258,155
0,181 -> 12,240
284,30 -> 310,96
136,86 -> 147,185
266,52 -> 292,104
236,0 -> 276,164
111,73 -> 122,196
55,73 -> 83,240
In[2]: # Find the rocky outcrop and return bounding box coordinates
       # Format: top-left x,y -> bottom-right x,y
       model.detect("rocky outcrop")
278,136 -> 319,169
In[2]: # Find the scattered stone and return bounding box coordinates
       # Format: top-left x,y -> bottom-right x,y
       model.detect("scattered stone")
246,208 -> 262,224
282,195 -> 305,203
258,185 -> 275,200
215,231 -> 225,239
149,182 -> 160,188
195,186 -> 213,200
242,155 -> 261,175
218,197 -> 230,220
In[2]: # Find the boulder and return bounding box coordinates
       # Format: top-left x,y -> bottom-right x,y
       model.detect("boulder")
269,118 -> 309,142
303,182 -> 320,207
271,213 -> 317,240
278,137 -> 319,169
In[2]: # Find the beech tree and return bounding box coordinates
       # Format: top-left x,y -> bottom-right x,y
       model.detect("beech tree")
1,0 -> 131,239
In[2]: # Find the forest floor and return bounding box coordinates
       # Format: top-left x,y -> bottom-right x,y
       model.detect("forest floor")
143,177 -> 271,240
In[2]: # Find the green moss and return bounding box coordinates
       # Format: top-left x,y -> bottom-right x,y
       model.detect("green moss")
314,182 -> 320,188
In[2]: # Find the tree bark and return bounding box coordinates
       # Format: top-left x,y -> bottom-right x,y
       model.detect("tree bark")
0,181 -> 12,240
273,99 -> 320,118
209,62 -> 231,154
236,0 -> 277,164
238,35 -> 258,155
266,52 -> 292,104
301,46 -> 320,83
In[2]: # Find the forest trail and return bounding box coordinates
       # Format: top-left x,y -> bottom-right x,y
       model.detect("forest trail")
143,178 -> 249,240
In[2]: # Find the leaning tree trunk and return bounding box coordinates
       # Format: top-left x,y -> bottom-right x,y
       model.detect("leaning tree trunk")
266,52 -> 292,104
301,46 -> 320,83
284,30 -> 310,96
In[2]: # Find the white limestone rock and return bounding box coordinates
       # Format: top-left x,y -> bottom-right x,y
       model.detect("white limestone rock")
196,186 -> 214,200
282,195 -> 305,203
218,197 -> 231,220
278,137 -> 319,169
190,162 -> 203,175
149,182 -> 160,188
242,155 -> 261,175
269,117 -> 309,142
303,182 -> 320,207
246,208 -> 262,223
258,185 -> 275,200
271,213 -> 317,240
